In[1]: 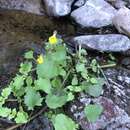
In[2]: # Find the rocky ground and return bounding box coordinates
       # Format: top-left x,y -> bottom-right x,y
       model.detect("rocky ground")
0,0 -> 130,130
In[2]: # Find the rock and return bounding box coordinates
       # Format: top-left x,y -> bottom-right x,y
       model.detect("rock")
114,0 -> 127,9
71,0 -> 117,28
0,9 -> 75,36
69,96 -> 130,130
113,7 -> 130,37
0,30 -> 43,73
104,68 -> 130,114
67,34 -> 130,53
121,57 -> 130,69
43,0 -> 74,17
0,0 -> 44,15
105,0 -> 127,9
73,0 -> 86,8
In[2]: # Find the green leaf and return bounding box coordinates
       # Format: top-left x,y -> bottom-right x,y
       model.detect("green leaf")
26,76 -> 33,86
52,114 -> 78,130
15,111 -> 28,124
71,76 -> 78,85
37,58 -> 59,79
24,87 -> 43,110
90,77 -> 98,84
35,78 -> 51,94
74,86 -> 82,92
76,63 -> 85,72
59,69 -> 66,77
46,94 -> 67,109
8,108 -> 17,120
67,92 -> 74,101
19,62 -> 32,75
24,51 -> 34,59
84,104 -> 103,122
0,107 -> 11,118
1,87 -> 11,98
0,97 -> 5,106
51,78 -> 62,88
86,78 -> 105,97
90,59 -> 98,72
12,75 -> 25,90
81,70 -> 89,80
87,84 -> 102,97
51,45 -> 66,62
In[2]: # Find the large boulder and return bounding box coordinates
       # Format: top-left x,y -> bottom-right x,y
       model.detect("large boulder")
113,7 -> 130,37
69,96 -> 130,130
67,34 -> 130,53
43,0 -> 74,17
0,9 -> 75,37
71,0 -> 117,28
0,0 -> 44,15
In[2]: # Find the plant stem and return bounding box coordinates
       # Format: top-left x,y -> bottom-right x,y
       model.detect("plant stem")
6,99 -> 18,102
61,69 -> 71,88
86,63 -> 116,69
98,64 -> 111,87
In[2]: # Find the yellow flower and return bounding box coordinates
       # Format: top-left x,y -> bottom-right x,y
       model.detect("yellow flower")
37,54 -> 44,64
49,33 -> 58,45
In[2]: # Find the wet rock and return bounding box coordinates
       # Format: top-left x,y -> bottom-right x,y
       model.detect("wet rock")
69,96 -> 130,130
0,30 -> 42,73
0,0 -> 44,15
0,9 -> 75,36
113,7 -> 130,37
71,0 -> 117,28
43,0 -> 74,17
68,34 -> 130,53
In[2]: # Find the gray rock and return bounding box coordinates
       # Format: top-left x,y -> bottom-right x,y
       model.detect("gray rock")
69,96 -> 130,130
121,57 -> 130,69
105,0 -> 127,9
71,0 -> 117,28
113,7 -> 130,37
68,34 -> 130,53
114,0 -> 127,9
43,0 -> 74,17
74,0 -> 86,8
0,0 -> 44,15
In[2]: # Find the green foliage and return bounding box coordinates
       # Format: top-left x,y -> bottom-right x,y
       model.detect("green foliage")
35,78 -> 51,94
85,78 -> 105,97
46,93 -> 67,109
84,104 -> 103,122
24,51 -> 34,59
37,58 -> 59,79
24,87 -> 43,110
52,114 -> 78,130
0,107 -> 11,117
0,34 -> 109,127
15,111 -> 28,123
1,87 -> 11,99
19,62 -> 32,75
